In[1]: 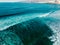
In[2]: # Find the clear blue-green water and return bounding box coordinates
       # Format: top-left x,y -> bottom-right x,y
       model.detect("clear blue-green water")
0,2 -> 60,45
0,2 -> 60,30
0,2 -> 60,16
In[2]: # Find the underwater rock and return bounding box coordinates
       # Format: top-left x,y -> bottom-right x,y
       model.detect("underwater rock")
2,18 -> 54,45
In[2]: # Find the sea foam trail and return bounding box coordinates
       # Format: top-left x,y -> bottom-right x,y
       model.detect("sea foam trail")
0,3 -> 60,30
0,12 -> 51,31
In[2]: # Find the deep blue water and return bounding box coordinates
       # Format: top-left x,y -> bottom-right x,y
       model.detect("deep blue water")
0,2 -> 60,16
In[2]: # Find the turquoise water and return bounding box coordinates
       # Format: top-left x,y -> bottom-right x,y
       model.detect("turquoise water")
0,3 -> 60,30
0,2 -> 60,45
0,2 -> 60,16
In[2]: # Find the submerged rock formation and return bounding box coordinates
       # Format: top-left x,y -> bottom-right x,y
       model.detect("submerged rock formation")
0,18 -> 54,45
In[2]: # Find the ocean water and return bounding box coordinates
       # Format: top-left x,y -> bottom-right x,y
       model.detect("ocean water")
0,2 -> 60,45
0,2 -> 60,16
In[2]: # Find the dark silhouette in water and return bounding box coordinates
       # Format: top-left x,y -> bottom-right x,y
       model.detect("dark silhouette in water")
0,18 -> 54,45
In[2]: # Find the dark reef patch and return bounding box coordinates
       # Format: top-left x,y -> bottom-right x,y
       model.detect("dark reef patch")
0,18 -> 54,45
